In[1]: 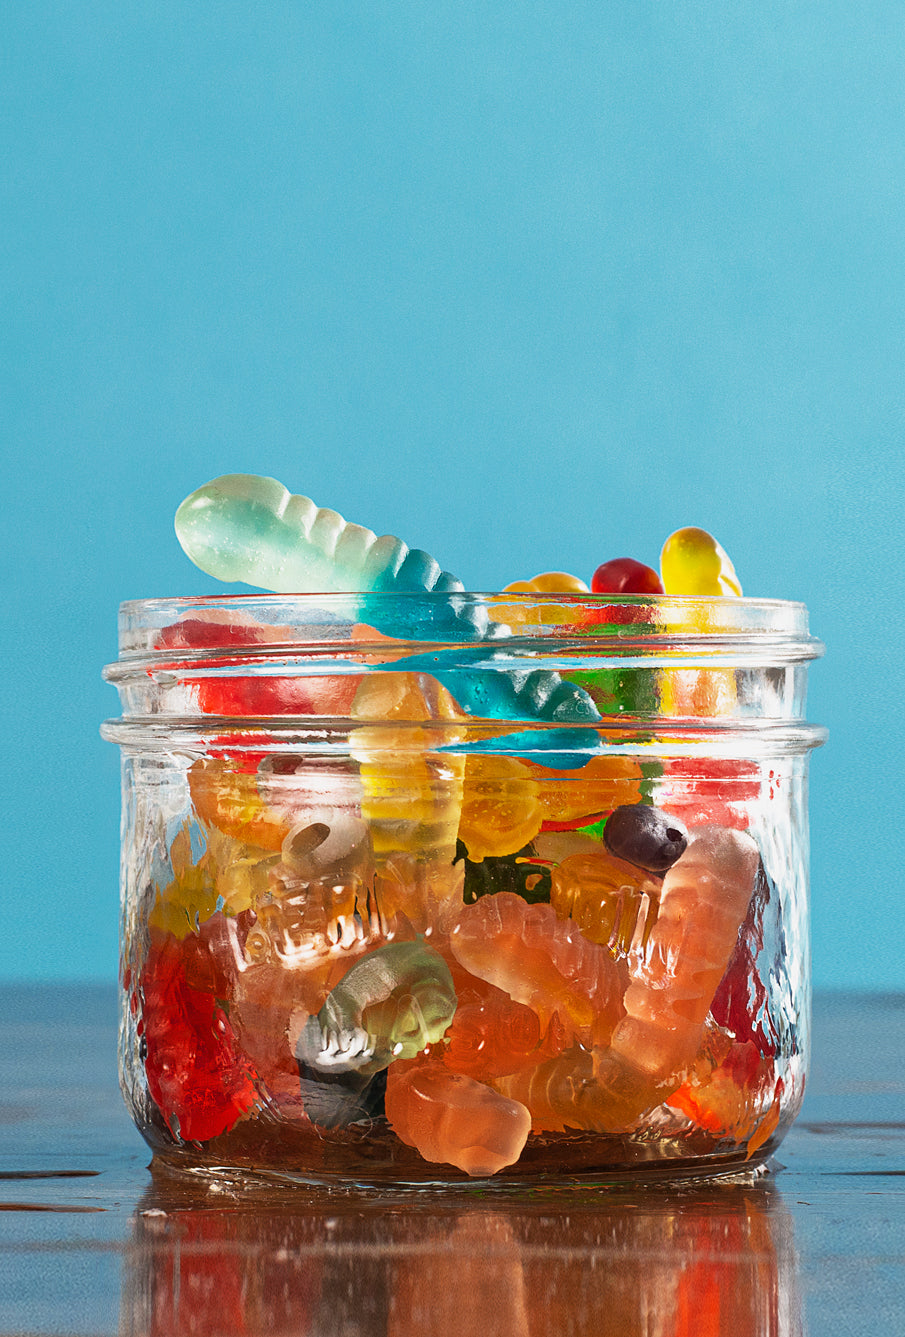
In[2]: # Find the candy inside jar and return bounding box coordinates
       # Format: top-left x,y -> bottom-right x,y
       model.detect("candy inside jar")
102,477 -> 825,1184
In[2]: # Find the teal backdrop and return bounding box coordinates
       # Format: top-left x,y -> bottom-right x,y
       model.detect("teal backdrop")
3,3 -> 903,990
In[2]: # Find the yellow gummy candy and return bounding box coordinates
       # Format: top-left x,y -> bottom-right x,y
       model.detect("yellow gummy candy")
350,670 -> 467,927
457,754 -> 545,861
660,527 -> 742,597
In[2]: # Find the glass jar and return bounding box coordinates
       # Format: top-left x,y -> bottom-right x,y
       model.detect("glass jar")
102,591 -> 825,1186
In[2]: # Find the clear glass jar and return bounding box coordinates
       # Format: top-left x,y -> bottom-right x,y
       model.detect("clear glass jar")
102,592 -> 825,1186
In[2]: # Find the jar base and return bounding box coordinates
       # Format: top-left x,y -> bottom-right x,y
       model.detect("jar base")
146,1135 -> 780,1197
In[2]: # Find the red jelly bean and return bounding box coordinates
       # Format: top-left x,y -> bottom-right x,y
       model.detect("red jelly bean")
590,558 -> 665,595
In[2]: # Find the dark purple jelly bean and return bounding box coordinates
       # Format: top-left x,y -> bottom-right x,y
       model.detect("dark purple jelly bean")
603,804 -> 688,874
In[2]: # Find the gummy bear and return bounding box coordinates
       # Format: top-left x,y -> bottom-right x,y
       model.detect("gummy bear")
384,1060 -> 531,1176
295,939 -> 457,1077
456,754 -> 545,861
660,527 -> 742,597
450,892 -> 626,1048
139,927 -> 258,1142
492,571 -> 590,629
505,572 -> 589,594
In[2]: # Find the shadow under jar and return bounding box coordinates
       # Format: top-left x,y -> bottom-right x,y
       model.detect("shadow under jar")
102,592 -> 826,1187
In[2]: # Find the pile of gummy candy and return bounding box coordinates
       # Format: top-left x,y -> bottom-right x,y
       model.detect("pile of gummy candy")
129,475 -> 785,1177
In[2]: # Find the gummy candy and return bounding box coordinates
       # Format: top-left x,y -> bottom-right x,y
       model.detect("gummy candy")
603,803 -> 688,873
245,814 -> 382,965
229,942 -> 381,1120
493,571 -> 590,629
660,527 -> 742,597
454,753 -> 646,866
590,558 -> 664,595
139,927 -> 258,1142
175,474 -> 465,600
504,572 -> 589,594
350,670 -> 466,928
295,939 -> 457,1077
175,476 -> 603,745
450,892 -> 626,1048
666,1025 -> 777,1143
396,645 -> 601,728
529,754 -> 645,828
188,757 -> 293,851
441,959 -> 566,1080
456,755 -> 544,861
157,610 -> 362,718
496,1042 -> 625,1133
656,758 -> 759,831
656,529 -> 743,724
148,823 -> 273,939
549,848 -> 661,958
119,491 -> 806,1177
384,1060 -> 531,1176
296,1062 -> 388,1130
709,860 -> 784,1061
594,824 -> 760,1112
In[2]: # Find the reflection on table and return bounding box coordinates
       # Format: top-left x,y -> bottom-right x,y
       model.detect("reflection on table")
121,1171 -> 802,1337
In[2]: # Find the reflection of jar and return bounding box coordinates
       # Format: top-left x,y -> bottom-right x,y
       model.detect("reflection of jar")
103,593 -> 825,1184
120,1178 -> 804,1337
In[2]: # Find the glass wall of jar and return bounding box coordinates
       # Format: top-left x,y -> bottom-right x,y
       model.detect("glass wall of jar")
103,592 -> 825,1185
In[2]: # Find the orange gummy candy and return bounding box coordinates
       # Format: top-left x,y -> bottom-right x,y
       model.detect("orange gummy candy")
496,1042 -> 647,1134
442,960 -> 566,1081
492,571 -> 590,629
189,757 -> 293,851
528,754 -> 645,830
589,824 -> 760,1126
385,1061 -> 531,1176
549,847 -> 661,958
450,892 -> 626,1048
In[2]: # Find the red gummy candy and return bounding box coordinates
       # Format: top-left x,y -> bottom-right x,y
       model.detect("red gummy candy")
658,758 -> 760,831
139,927 -> 257,1142
590,558 -> 664,595
157,616 -> 361,718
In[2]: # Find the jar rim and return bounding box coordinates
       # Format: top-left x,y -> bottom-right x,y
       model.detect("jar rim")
112,592 -> 824,659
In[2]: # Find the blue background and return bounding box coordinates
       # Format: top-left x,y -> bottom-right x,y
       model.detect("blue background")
3,3 -> 902,989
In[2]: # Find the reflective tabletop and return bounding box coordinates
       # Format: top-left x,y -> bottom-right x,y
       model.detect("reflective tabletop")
1,987 -> 902,1336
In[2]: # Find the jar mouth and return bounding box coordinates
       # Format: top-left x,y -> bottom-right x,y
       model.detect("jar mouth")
111,592 -> 825,663
104,593 -> 826,759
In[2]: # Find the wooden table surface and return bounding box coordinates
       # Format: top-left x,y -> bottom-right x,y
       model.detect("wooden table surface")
0,986 -> 902,1336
